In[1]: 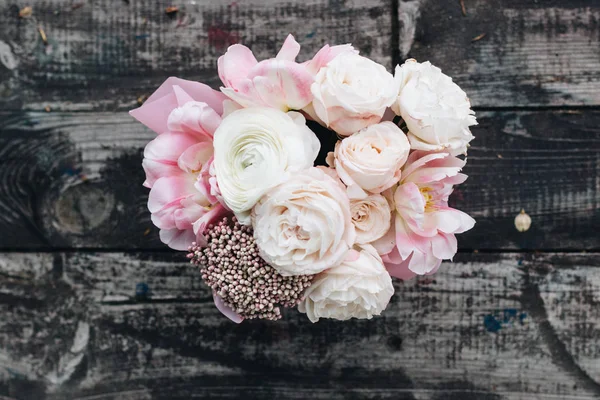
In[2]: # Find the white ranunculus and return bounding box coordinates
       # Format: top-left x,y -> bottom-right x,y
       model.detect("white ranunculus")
392,59 -> 477,155
252,167 -> 356,276
350,194 -> 392,245
213,108 -> 320,224
298,245 -> 394,322
330,121 -> 410,198
309,52 -> 398,137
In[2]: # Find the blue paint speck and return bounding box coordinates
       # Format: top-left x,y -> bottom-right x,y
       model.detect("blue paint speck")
135,34 -> 150,40
135,282 -> 149,299
484,314 -> 502,333
519,312 -> 527,324
306,31 -> 316,39
503,308 -> 518,323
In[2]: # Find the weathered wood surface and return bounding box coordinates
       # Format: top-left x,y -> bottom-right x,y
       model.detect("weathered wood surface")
1,0 -> 600,399
0,109 -> 598,250
0,0 -> 394,111
0,252 -> 599,399
398,0 -> 600,107
1,1 -> 600,111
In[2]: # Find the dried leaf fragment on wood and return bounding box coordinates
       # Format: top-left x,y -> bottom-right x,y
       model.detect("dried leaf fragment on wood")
165,6 -> 179,15
459,0 -> 466,16
137,94 -> 148,105
471,33 -> 486,42
70,3 -> 84,11
19,6 -> 33,18
38,26 -> 48,45
45,106 -> 51,112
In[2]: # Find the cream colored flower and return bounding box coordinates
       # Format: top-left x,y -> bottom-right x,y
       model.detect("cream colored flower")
298,245 -> 394,322
331,121 -> 410,198
350,194 -> 392,245
392,59 -> 477,155
212,108 -> 320,224
309,53 -> 398,136
252,167 -> 356,276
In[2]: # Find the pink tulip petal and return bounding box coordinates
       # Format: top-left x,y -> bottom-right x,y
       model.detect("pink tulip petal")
213,292 -> 244,323
276,34 -> 301,61
130,78 -> 227,134
142,159 -> 182,188
250,60 -> 314,110
304,44 -> 357,75
148,176 -> 194,213
159,228 -> 196,251
431,232 -> 457,260
218,44 -> 258,87
177,142 -> 214,173
130,92 -> 177,135
172,85 -> 195,106
382,248 -> 418,281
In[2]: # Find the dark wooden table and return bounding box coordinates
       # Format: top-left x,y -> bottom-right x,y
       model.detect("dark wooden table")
1,1 -> 599,399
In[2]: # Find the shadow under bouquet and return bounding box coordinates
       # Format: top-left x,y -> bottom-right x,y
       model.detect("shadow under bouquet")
130,34 -> 476,323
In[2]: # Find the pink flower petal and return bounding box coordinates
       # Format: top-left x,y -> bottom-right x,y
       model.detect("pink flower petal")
218,44 -> 258,87
213,292 -> 244,323
304,44 -> 357,75
177,142 -> 214,174
130,77 -> 227,134
148,176 -> 194,214
382,248 -> 418,281
159,228 -> 196,251
276,34 -> 301,61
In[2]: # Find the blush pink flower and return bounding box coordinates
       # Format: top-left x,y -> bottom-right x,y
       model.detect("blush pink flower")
218,34 -> 314,111
130,78 -> 230,250
374,151 -> 475,278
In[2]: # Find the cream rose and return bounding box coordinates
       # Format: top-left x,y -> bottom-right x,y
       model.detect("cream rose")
350,194 -> 392,245
298,245 -> 394,322
330,122 -> 410,198
252,167 -> 356,276
309,52 -> 398,136
213,108 -> 320,224
392,59 -> 477,155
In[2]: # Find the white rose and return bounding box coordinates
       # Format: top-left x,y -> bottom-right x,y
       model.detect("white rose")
213,108 -> 320,224
392,59 -> 477,155
309,52 -> 398,136
331,122 -> 410,198
252,167 -> 356,276
350,194 -> 392,245
298,245 -> 394,322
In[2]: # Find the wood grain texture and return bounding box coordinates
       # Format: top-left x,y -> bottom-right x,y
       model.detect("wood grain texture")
0,252 -> 599,399
0,0 -> 394,112
397,0 -> 600,107
0,109 -> 598,250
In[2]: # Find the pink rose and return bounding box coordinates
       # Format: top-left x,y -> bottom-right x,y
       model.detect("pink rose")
329,122 -> 410,199
374,151 -> 475,277
218,34 -> 314,111
130,78 -> 229,250
308,52 -> 398,136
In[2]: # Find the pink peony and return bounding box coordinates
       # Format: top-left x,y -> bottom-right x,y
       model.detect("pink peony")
130,78 -> 230,250
217,34 -> 314,111
374,151 -> 475,278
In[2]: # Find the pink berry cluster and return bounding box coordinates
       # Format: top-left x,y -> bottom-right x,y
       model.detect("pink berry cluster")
188,216 -> 314,320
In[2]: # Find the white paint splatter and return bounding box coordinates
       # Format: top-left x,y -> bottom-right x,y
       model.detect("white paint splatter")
0,41 -> 18,70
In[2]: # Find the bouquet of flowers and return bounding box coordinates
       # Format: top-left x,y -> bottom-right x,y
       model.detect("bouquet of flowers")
130,35 -> 476,323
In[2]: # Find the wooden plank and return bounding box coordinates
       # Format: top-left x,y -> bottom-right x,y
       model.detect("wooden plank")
397,0 -> 600,107
0,109 -> 598,250
0,0 -> 394,112
0,252 -> 598,399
